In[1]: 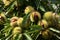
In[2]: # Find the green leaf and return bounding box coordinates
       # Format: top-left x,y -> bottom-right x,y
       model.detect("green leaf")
0,27 -> 13,40
49,28 -> 60,33
13,34 -> 19,40
31,31 -> 40,40
17,34 -> 22,40
5,34 -> 13,40
24,33 -> 33,40
5,1 -> 15,15
25,25 -> 43,34
39,6 -> 46,12
0,32 -> 5,39
0,24 -> 10,32
21,13 -> 30,28
30,25 -> 43,31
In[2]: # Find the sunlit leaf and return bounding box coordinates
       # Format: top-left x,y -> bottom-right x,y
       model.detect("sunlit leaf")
24,33 -> 33,40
